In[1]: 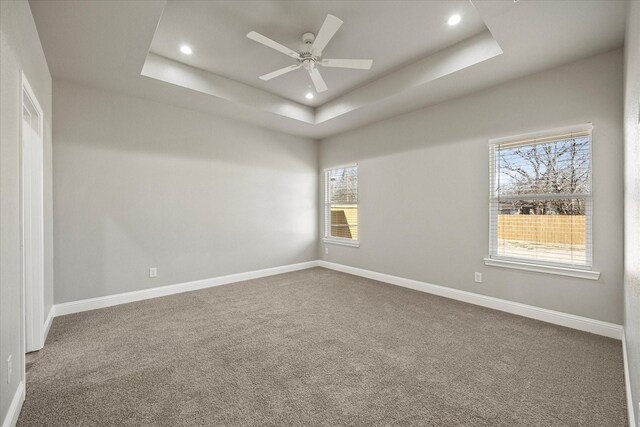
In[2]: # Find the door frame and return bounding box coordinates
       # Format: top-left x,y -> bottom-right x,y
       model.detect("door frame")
20,71 -> 45,357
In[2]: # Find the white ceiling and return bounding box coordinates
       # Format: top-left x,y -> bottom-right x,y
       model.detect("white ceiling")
150,1 -> 487,106
29,0 -> 628,139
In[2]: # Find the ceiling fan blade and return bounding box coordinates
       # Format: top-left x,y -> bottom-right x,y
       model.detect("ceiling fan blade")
247,31 -> 301,59
311,14 -> 343,55
320,59 -> 373,70
308,67 -> 328,92
259,64 -> 302,81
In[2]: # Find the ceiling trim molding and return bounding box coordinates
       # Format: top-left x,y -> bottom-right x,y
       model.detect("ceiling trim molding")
316,30 -> 502,124
141,53 -> 316,124
141,31 -> 502,127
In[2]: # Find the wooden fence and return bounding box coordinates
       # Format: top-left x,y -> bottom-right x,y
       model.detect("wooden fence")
498,215 -> 585,245
331,205 -> 358,239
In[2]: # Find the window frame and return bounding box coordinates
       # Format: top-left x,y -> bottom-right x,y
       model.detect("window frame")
484,123 -> 600,280
323,164 -> 360,248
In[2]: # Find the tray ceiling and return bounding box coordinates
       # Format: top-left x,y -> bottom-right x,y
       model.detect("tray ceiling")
149,1 -> 487,106
29,0 -> 627,139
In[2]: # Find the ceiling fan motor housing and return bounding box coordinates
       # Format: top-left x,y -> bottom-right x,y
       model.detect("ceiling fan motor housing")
302,58 -> 316,70
300,33 -> 319,69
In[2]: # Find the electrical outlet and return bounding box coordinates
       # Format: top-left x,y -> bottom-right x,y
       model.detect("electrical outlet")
325,247 -> 329,254
7,355 -> 12,383
474,272 -> 482,283
149,267 -> 157,278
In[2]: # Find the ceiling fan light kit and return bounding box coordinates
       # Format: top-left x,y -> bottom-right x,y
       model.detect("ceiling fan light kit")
246,14 -> 373,94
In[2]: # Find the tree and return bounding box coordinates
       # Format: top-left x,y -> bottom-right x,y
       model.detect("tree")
329,167 -> 358,204
497,137 -> 589,215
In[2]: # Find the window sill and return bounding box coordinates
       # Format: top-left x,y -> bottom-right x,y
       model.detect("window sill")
323,238 -> 360,248
483,258 -> 600,280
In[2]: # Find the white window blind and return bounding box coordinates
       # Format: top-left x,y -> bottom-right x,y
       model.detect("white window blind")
489,124 -> 593,269
324,165 -> 358,244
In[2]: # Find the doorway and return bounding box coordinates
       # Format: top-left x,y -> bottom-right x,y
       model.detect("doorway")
21,72 -> 45,353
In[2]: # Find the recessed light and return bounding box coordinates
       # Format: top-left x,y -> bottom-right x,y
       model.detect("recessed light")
305,92 -> 314,100
448,14 -> 461,26
180,45 -> 193,55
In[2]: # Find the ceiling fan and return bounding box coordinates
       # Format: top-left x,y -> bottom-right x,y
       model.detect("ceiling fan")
246,14 -> 373,93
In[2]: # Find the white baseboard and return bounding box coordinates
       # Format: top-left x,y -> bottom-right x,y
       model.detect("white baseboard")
54,261 -> 320,317
43,306 -> 55,343
2,381 -> 24,427
622,332 -> 637,427
318,261 -> 623,340
50,259 -> 622,341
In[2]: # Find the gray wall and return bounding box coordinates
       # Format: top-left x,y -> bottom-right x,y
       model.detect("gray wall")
319,49 -> 624,325
0,0 -> 53,421
53,80 -> 318,304
624,1 -> 640,424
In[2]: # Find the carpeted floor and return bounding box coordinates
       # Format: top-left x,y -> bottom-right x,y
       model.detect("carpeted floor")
18,267 -> 627,426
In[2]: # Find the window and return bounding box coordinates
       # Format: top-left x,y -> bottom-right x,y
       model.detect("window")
487,124 -> 593,273
324,165 -> 358,247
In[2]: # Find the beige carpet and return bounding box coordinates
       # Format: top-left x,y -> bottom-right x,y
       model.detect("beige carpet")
18,267 -> 627,426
